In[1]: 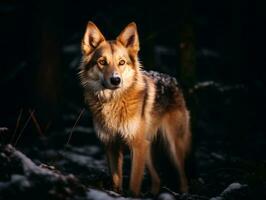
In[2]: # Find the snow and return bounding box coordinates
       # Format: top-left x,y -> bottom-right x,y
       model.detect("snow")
87,189 -> 120,200
209,197 -> 223,200
65,126 -> 94,134
157,193 -> 176,200
0,127 -> 8,132
199,48 -> 220,58
0,174 -> 31,192
210,182 -> 248,200
221,182 -> 247,196
86,188 -> 151,200
193,81 -> 244,92
0,144 -> 88,199
198,177 -> 205,184
11,145 -> 56,177
193,81 -> 217,90
218,85 -> 244,92
11,174 -> 31,189
210,152 -> 225,161
3,145 -> 75,183
70,145 -> 101,156
60,150 -> 106,169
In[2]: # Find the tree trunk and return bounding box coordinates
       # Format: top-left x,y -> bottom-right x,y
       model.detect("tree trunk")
178,0 -> 196,89
30,0 -> 63,126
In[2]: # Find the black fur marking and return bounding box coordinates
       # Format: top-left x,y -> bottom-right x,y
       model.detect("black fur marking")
141,77 -> 149,117
143,70 -> 183,110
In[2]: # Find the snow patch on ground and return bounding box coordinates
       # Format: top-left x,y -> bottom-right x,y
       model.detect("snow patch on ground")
60,150 -> 106,169
12,146 -> 57,177
157,192 -> 176,200
221,182 -> 247,196
65,126 -> 94,134
69,145 -> 101,156
11,174 -> 31,188
86,189 -> 151,200
211,152 -> 225,161
210,182 -> 248,200
209,197 -> 223,200
193,81 -> 244,92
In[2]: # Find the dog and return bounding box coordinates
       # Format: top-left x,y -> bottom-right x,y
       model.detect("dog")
79,21 -> 191,196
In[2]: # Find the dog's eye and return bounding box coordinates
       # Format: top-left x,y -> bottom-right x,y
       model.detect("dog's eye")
99,60 -> 107,65
119,60 -> 125,66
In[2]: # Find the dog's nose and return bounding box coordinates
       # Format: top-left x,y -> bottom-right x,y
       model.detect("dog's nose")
110,76 -> 121,86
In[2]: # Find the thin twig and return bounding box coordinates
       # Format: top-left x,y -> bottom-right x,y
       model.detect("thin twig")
14,110 -> 34,147
66,108 -> 85,146
10,109 -> 23,144
29,111 -> 44,137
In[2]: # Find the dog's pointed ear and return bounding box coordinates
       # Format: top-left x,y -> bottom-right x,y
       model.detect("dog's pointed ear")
116,22 -> 139,53
82,21 -> 105,54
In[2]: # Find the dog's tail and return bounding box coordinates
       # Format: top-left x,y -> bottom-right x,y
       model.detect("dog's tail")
161,109 -> 191,192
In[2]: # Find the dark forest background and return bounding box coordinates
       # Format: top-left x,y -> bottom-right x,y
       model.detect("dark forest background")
0,0 -> 266,199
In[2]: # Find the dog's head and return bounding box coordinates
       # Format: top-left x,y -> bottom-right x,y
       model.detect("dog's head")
79,22 -> 141,101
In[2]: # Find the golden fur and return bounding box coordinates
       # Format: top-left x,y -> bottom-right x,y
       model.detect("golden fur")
79,21 -> 191,196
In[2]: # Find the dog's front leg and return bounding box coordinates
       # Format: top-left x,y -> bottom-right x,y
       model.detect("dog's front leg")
106,142 -> 123,193
129,138 -> 148,196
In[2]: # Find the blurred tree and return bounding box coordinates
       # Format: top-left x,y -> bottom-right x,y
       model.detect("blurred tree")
30,0 -> 63,126
178,0 -> 196,89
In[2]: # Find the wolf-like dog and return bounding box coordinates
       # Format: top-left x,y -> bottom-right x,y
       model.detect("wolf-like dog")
79,21 -> 191,196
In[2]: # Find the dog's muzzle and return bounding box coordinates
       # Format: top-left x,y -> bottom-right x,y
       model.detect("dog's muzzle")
101,72 -> 122,90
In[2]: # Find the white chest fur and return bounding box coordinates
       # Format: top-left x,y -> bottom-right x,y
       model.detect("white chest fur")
93,101 -> 142,143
